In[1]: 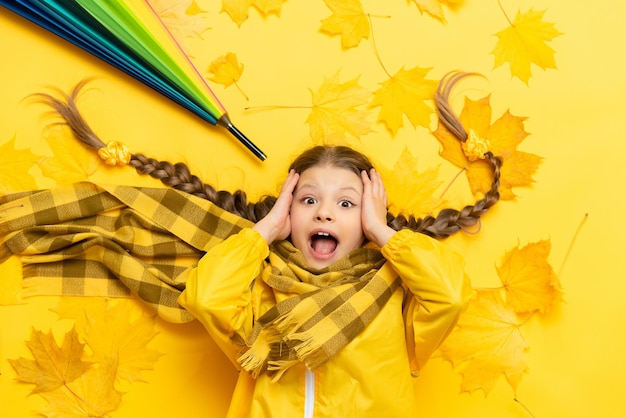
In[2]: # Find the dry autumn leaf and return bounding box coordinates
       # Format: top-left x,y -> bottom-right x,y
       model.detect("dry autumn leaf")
53,298 -> 161,387
433,93 -> 541,200
9,298 -> 161,416
222,0 -> 287,27
207,52 -> 249,100
39,363 -> 122,418
38,127 -> 102,184
9,327 -> 92,394
208,52 -> 244,87
498,239 -> 562,314
153,0 -> 209,51
83,299 -> 161,386
492,8 -> 562,84
439,289 -> 529,395
412,0 -> 444,21
320,0 -> 370,49
370,66 -> 437,137
378,147 -> 443,217
306,72 -> 372,142
0,136 -> 41,192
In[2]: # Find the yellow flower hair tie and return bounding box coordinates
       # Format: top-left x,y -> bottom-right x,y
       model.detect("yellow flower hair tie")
98,141 -> 131,166
463,129 -> 490,161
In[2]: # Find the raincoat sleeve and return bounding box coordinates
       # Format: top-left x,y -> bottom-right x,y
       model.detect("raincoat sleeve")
380,228 -> 471,376
178,228 -> 268,368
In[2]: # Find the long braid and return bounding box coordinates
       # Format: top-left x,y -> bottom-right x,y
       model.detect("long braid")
34,73 -> 501,238
387,71 -> 502,238
32,82 -> 276,222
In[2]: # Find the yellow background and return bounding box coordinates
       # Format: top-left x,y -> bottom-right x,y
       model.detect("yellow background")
1,1 -> 625,417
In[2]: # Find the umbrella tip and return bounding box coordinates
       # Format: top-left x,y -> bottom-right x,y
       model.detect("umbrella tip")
218,115 -> 266,161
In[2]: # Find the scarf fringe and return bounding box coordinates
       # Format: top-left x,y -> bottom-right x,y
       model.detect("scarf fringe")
238,327 -> 282,379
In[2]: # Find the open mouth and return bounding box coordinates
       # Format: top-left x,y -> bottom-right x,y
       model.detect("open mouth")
309,231 -> 338,257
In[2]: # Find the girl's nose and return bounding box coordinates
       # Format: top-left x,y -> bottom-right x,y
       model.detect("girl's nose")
315,204 -> 334,222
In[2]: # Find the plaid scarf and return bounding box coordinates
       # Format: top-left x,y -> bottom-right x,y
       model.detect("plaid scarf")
0,182 -> 251,322
237,240 -> 400,379
1,182 -> 403,374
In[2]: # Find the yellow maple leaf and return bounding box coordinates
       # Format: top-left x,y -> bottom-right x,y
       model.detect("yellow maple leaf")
411,0 -> 443,22
439,290 -> 529,395
370,66 -> 438,137
9,327 -> 92,394
53,298 -> 161,387
40,362 -> 122,417
306,72 -> 372,142
207,52 -> 249,100
492,8 -> 562,84
433,94 -> 542,200
320,0 -> 370,49
207,53 -> 243,87
0,136 -> 41,192
498,239 -> 562,314
83,299 -> 161,386
38,127 -> 102,185
378,147 -> 443,217
153,0 -> 209,51
222,0 -> 287,27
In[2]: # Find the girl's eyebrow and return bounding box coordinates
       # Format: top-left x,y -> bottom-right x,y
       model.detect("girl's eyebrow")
296,184 -> 360,194
339,186 -> 361,195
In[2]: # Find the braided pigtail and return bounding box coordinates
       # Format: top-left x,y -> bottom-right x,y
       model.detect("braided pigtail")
33,81 -> 275,222
387,72 -> 502,238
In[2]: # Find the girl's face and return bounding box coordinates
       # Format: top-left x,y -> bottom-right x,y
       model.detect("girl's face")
290,165 -> 365,270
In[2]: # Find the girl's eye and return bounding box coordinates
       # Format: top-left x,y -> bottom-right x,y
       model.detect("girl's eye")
338,200 -> 353,208
302,197 -> 317,205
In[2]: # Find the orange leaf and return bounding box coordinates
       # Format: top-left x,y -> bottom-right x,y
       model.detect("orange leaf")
0,136 -> 41,192
492,9 -> 562,84
9,327 -> 92,394
320,0 -> 370,49
306,72 -> 372,142
498,239 -> 562,314
370,66 -> 437,137
439,290 -> 528,395
433,94 -> 541,200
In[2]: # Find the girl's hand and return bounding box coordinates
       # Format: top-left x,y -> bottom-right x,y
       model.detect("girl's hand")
361,169 -> 395,247
253,169 -> 299,244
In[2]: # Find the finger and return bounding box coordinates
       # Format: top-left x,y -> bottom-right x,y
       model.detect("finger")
361,169 -> 371,186
281,170 -> 300,195
368,169 -> 385,197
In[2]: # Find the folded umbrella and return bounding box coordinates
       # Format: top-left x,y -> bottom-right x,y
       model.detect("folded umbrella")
0,0 -> 267,160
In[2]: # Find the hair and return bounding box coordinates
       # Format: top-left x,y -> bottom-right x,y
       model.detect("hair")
32,72 -> 501,239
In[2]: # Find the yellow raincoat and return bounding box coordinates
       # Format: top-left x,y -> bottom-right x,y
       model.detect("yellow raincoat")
179,227 -> 470,418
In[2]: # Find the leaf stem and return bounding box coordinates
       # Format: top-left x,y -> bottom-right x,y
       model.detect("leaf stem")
497,0 -> 514,26
243,105 -> 312,111
367,14 -> 392,79
234,82 -> 249,102
438,166 -> 468,201
514,396 -> 536,417
557,213 -> 588,278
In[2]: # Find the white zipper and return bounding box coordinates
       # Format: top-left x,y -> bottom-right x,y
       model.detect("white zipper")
304,367 -> 315,418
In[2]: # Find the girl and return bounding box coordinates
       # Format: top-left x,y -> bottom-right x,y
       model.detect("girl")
179,145 -> 478,417
3,72 -> 502,417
